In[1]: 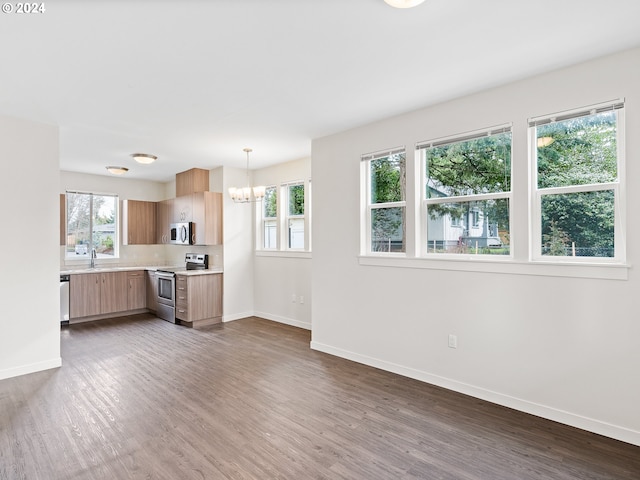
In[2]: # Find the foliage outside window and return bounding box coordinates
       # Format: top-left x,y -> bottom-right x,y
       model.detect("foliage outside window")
421,127 -> 511,256
263,186 -> 277,249
364,149 -> 406,253
66,192 -> 118,259
532,103 -> 623,260
287,183 -> 305,249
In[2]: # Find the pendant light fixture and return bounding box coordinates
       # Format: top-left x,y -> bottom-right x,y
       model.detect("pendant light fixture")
228,148 -> 266,203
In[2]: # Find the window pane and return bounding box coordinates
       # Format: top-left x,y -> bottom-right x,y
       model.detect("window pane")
288,218 -> 304,249
426,199 -> 509,255
371,153 -> 405,204
264,219 -> 277,249
288,184 -> 304,216
264,186 -> 277,218
541,190 -> 614,257
66,192 -> 91,256
425,132 -> 511,198
92,194 -> 116,258
537,111 -> 617,189
371,207 -> 405,253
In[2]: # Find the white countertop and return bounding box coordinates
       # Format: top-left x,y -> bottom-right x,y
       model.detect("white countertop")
61,266 -> 223,275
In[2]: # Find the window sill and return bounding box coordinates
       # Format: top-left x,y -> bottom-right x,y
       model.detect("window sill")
358,255 -> 629,280
256,250 -> 312,259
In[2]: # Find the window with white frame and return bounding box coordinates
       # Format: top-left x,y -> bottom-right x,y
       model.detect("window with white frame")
419,126 -> 512,256
66,191 -> 119,259
286,182 -> 305,249
363,148 -> 406,254
262,186 -> 278,249
257,180 -> 311,252
530,101 -> 624,261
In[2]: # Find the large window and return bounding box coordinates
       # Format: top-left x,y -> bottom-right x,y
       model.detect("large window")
66,191 -> 118,259
363,148 -> 406,254
419,126 -> 512,256
530,101 -> 624,261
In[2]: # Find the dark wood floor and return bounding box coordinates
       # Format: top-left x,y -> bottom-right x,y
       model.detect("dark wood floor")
1,315 -> 639,480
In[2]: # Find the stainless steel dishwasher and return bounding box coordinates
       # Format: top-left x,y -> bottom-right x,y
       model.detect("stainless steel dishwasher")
60,274 -> 70,325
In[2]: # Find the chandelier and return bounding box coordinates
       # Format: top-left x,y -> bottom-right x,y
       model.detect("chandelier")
228,148 -> 266,203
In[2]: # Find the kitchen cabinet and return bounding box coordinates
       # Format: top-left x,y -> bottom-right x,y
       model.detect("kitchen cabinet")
192,192 -> 223,245
173,194 -> 192,223
70,273 -> 101,318
70,271 -> 128,319
123,200 -> 157,245
166,192 -> 222,245
175,273 -> 223,327
100,272 -> 129,314
146,270 -> 158,312
176,168 -> 209,197
127,271 -> 146,310
156,198 -> 174,244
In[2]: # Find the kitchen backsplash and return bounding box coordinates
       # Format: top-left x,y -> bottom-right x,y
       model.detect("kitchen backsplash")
60,244 -> 223,269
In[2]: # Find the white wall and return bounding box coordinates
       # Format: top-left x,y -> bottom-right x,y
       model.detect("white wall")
0,116 -> 61,380
221,166 -> 255,321
311,48 -> 640,446
253,158 -> 312,329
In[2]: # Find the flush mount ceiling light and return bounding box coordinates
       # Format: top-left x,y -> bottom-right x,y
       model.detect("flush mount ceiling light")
131,153 -> 157,164
106,166 -> 129,175
228,148 -> 266,203
384,0 -> 426,8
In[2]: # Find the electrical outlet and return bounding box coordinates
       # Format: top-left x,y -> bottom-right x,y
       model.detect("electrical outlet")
448,334 -> 458,349
299,296 -> 304,304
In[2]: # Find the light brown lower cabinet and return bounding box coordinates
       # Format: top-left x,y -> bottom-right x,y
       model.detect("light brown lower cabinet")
70,271 -> 142,320
127,271 -> 146,310
175,273 -> 223,327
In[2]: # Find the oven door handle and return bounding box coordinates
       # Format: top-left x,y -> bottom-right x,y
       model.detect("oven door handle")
156,271 -> 176,279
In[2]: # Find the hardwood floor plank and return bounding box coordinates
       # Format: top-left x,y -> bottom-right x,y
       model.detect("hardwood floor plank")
1,314 -> 639,479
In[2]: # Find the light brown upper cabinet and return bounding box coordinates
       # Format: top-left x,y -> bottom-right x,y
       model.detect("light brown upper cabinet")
191,192 -> 222,245
176,168 -> 209,197
123,200 -> 157,245
156,198 -> 174,244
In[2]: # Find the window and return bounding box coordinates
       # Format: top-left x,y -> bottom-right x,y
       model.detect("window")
363,148 -> 406,254
262,186 -> 277,249
257,179 -> 311,253
286,182 -> 305,249
66,191 -> 119,259
530,101 -> 624,261
419,126 -> 511,256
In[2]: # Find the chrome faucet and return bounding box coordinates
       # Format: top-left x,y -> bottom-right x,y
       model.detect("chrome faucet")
90,248 -> 97,268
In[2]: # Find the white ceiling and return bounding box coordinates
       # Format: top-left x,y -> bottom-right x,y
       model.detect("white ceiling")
2,0 -> 639,182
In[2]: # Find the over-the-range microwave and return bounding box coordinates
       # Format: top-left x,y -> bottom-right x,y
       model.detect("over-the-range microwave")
170,222 -> 194,245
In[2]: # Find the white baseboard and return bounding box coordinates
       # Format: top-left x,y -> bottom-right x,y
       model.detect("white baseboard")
0,357 -> 62,381
222,311 -> 255,323
310,341 -> 640,447
254,311 -> 311,330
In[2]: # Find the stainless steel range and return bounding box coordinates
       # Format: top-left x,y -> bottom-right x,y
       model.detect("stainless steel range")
156,254 -> 208,323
